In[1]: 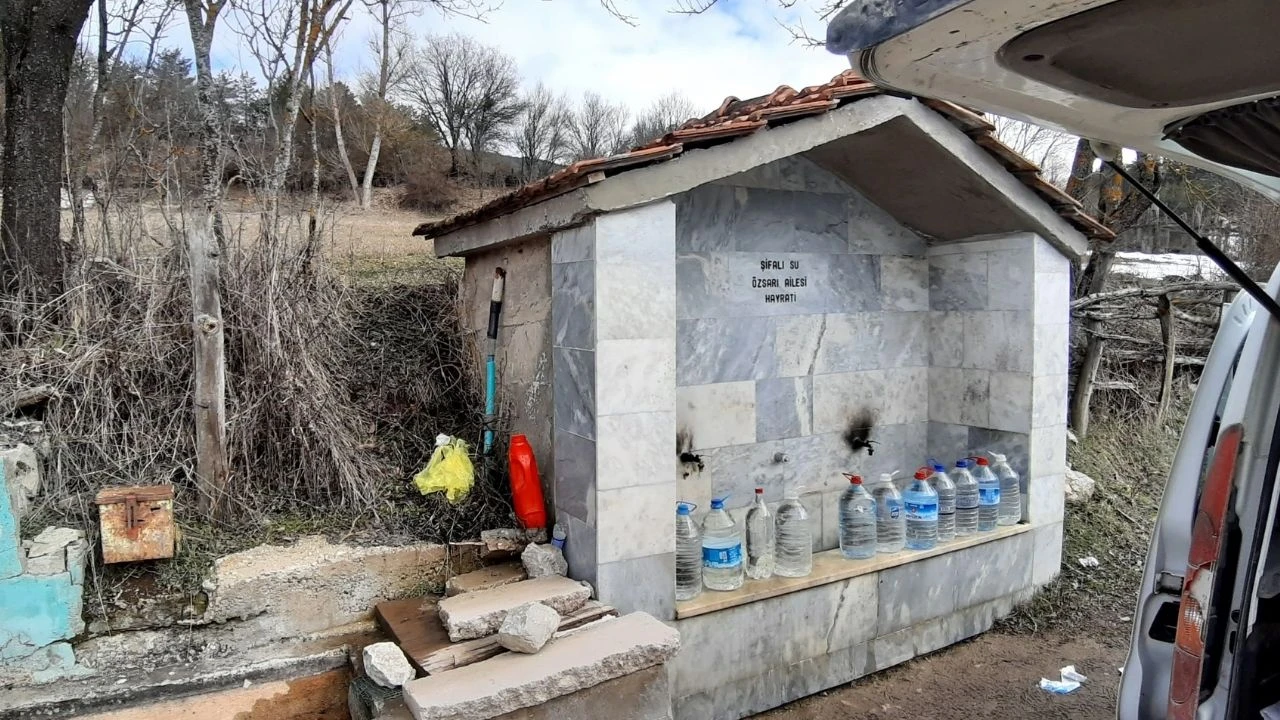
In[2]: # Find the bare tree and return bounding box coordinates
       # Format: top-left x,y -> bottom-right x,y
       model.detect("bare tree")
402,33 -> 520,175
324,41 -> 360,203
462,51 -> 523,172
568,91 -> 629,161
1,0 -> 95,298
357,0 -> 413,208
628,90 -> 697,147
514,82 -> 571,181
991,115 -> 1074,188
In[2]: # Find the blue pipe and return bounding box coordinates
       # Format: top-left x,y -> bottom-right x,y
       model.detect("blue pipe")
483,354 -> 497,454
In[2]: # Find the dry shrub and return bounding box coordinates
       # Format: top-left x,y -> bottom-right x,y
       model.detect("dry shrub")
399,151 -> 459,213
2,214 -> 512,563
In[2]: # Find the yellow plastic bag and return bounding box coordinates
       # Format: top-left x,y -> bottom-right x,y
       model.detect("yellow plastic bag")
412,435 -> 474,504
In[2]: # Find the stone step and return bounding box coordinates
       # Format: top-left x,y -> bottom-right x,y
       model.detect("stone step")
436,576 -> 591,643
444,563 -> 527,597
402,612 -> 680,720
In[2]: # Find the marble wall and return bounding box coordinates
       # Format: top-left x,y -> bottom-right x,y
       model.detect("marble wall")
675,156 -> 931,549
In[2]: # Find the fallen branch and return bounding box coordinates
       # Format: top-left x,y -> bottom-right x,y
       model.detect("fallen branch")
1109,349 -> 1206,366
1,385 -> 56,415
1071,281 -> 1237,309
1172,307 -> 1220,328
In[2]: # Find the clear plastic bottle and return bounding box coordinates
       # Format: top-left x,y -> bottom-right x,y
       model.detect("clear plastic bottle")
838,474 -> 877,560
675,502 -> 703,601
973,456 -> 1000,532
929,462 -> 957,542
744,488 -> 776,580
701,498 -> 744,591
774,488 -> 813,577
870,472 -> 905,554
951,459 -> 979,537
991,452 -> 1022,526
903,469 -> 939,550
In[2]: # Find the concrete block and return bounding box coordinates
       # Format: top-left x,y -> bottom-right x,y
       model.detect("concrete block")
436,576 -> 592,642
676,382 -> 756,450
929,251 -> 988,311
0,465 -> 21,580
496,602 -> 560,654
445,563 -> 527,597
877,551 -> 958,635
22,549 -> 66,576
952,530 -> 1033,608
596,483 -> 676,563
491,664 -> 672,720
596,339 -> 676,416
364,641 -> 415,688
203,536 -> 475,639
0,573 -> 82,660
403,612 -> 679,720
27,527 -> 83,557
66,539 -> 89,586
0,641 -> 87,686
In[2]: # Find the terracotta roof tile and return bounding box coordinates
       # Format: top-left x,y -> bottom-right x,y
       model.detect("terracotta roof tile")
413,70 -> 1115,242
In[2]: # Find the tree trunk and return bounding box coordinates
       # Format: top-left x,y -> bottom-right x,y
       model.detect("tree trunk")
1157,294 -> 1177,421
1069,250 -> 1116,438
1,0 -> 94,298
325,47 -> 359,204
360,130 -> 381,210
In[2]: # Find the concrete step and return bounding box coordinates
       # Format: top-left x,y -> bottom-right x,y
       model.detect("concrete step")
445,563 -> 527,597
402,612 -> 680,720
436,576 -> 591,642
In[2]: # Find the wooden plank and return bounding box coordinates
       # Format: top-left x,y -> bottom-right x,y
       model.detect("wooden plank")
374,597 -> 450,677
419,601 -> 617,675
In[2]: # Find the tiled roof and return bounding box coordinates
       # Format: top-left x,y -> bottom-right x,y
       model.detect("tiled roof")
413,70 -> 1114,242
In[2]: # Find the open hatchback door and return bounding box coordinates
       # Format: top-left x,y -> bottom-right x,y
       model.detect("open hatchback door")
824,2 -> 1280,718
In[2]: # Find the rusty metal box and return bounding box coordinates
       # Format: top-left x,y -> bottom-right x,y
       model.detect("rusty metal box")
94,485 -> 175,564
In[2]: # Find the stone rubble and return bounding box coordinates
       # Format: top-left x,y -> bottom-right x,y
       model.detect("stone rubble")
444,562 -> 527,597
436,576 -> 592,643
496,603 -> 560,654
403,612 -> 680,720
363,641 -> 416,688
1065,468 -> 1097,504
479,528 -> 547,562
520,543 -> 567,579
1,444 -> 41,523
28,527 -> 84,557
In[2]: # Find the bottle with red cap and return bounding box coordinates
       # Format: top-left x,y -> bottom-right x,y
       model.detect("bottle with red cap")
838,474 -> 877,560
904,468 -> 939,550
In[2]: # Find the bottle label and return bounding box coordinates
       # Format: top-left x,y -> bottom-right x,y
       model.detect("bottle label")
878,499 -> 902,521
979,487 -> 1001,505
938,499 -> 956,514
703,544 -> 742,569
956,495 -> 978,510
905,500 -> 938,521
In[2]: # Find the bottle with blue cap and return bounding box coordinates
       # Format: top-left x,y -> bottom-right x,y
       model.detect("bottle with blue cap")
675,502 -> 703,601
951,459 -> 979,537
928,461 -> 957,542
701,497 -> 744,591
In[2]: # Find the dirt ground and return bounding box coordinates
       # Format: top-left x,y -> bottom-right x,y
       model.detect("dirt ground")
760,629 -> 1127,720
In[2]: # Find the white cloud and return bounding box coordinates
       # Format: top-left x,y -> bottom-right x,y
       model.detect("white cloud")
330,0 -> 849,117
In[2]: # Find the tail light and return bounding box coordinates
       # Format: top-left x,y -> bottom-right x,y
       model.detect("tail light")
1168,423 -> 1243,720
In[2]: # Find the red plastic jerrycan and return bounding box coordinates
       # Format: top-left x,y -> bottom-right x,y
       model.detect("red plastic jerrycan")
508,434 -> 547,530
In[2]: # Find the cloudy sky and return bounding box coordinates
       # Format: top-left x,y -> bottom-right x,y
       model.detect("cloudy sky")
210,0 -> 850,118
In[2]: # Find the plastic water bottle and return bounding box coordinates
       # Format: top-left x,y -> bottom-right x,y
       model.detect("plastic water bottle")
870,472 -> 905,554
675,502 -> 703,601
903,469 -> 939,550
744,488 -> 776,580
929,462 -> 956,542
991,452 -> 1022,526
838,474 -> 877,560
952,460 -> 979,537
701,498 -> 744,591
774,489 -> 812,577
973,456 -> 1001,531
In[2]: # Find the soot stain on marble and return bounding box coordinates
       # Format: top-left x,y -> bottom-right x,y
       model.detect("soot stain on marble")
843,410 -> 878,456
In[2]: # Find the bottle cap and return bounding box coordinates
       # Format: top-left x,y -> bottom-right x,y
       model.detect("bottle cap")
989,451 -> 1007,462
973,456 -> 990,466
843,473 -> 863,485
956,459 -> 970,468
754,487 -> 764,495
710,497 -> 725,509
914,469 -> 929,480
932,462 -> 946,473
879,472 -> 896,483
677,502 -> 695,516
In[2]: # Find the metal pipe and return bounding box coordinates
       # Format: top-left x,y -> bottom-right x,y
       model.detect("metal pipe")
483,268 -> 507,455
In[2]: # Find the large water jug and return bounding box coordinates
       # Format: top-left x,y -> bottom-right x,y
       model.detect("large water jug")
744,488 -> 775,579
973,456 -> 1000,532
701,498 -> 743,591
951,460 -> 979,537
774,489 -> 812,577
991,452 -> 1022,526
870,472 -> 905,554
838,474 -> 876,560
675,502 -> 702,601
903,469 -> 939,550
929,461 -> 956,542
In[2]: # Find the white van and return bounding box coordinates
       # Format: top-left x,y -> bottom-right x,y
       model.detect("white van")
824,3 -> 1280,718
